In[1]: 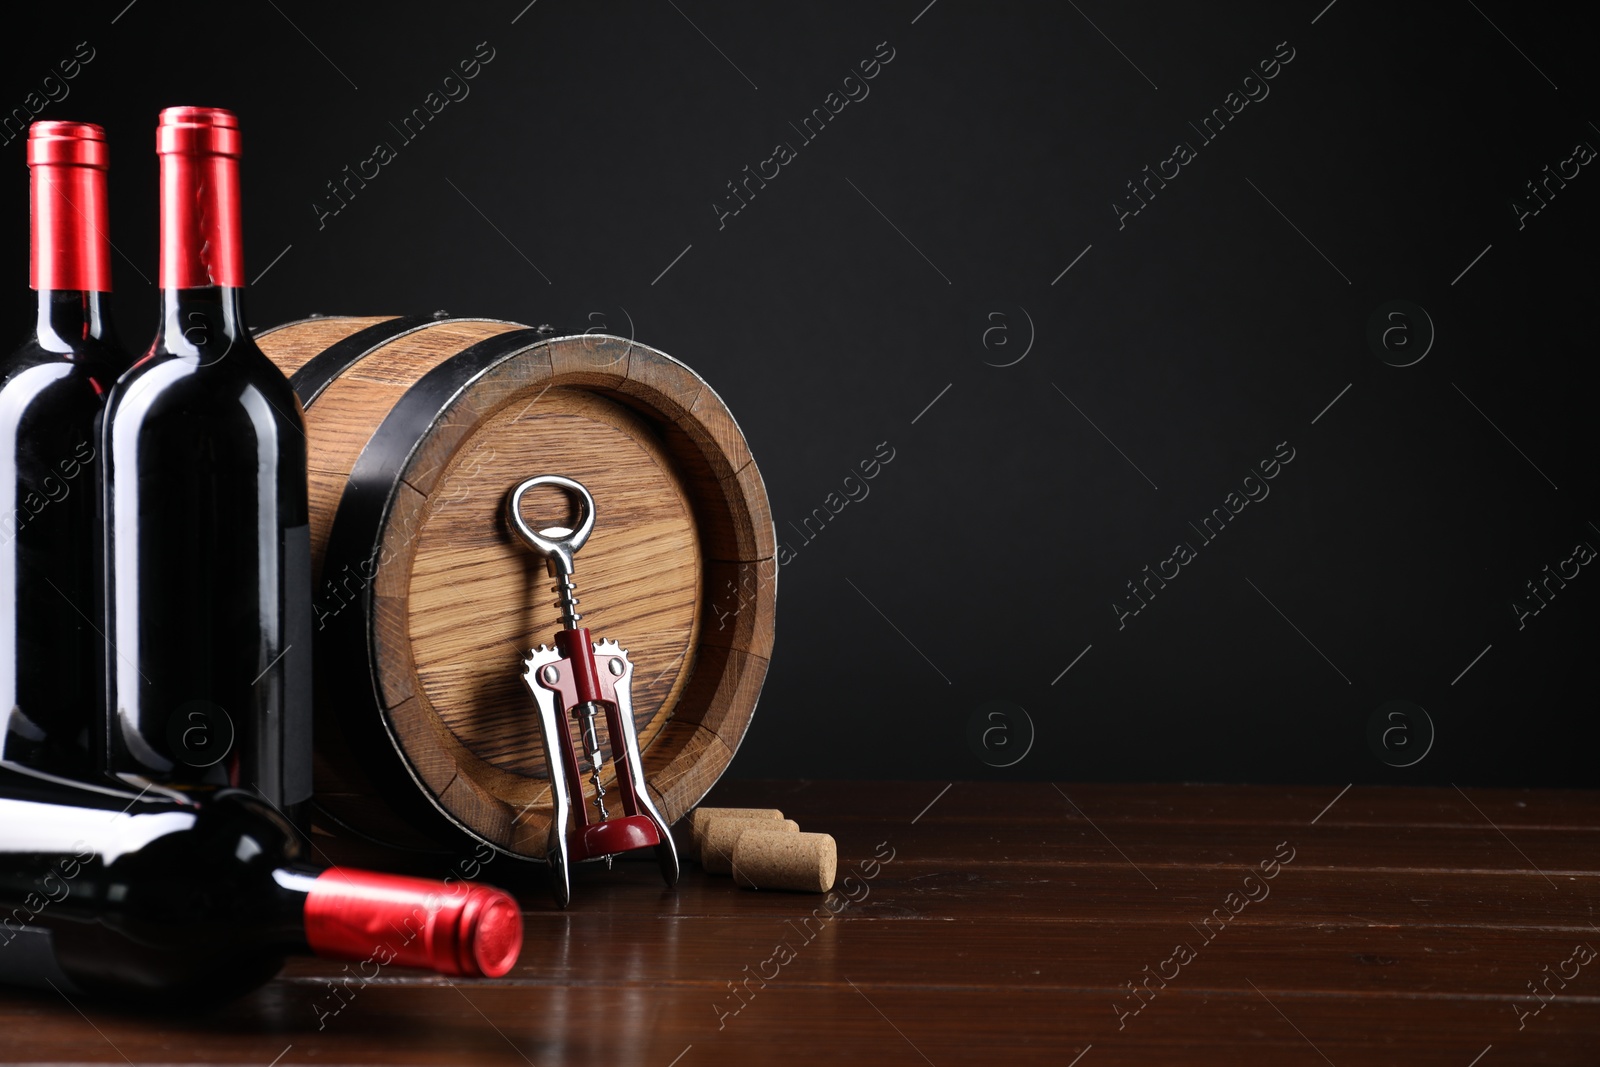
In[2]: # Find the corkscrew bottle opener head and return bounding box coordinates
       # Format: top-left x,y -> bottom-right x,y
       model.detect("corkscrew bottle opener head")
506,474 -> 595,577
507,474 -> 595,631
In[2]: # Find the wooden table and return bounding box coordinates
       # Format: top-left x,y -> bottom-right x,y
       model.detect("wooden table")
5,781 -> 1598,1065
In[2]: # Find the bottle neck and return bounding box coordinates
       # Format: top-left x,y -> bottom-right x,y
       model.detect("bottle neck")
288,866 -> 523,977
153,285 -> 250,361
33,288 -> 115,353
153,110 -> 247,356
271,866 -> 322,950
158,148 -> 243,290
30,160 -> 112,294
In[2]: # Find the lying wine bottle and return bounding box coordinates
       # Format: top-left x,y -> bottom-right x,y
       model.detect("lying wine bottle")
101,106 -> 311,812
0,122 -> 132,775
0,761 -> 523,1006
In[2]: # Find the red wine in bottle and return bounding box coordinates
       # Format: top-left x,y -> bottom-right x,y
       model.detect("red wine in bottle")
0,761 -> 523,1005
1,122 -> 132,776
101,107 -> 312,812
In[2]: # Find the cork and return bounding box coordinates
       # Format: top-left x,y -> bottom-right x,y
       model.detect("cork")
732,831 -> 837,893
687,807 -> 785,863
701,817 -> 800,875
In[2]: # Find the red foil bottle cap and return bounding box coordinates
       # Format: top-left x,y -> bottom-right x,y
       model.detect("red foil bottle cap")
303,868 -> 524,978
156,106 -> 244,289
28,121 -> 112,292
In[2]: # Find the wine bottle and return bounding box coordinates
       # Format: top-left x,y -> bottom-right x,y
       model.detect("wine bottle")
0,761 -> 523,1005
1,121 -> 132,775
101,107 -> 312,812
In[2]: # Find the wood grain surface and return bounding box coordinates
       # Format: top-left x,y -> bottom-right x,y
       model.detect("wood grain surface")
4,781 -> 1597,1065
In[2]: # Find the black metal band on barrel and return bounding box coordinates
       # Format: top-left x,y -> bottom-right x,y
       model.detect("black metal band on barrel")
315,326 -> 551,855
290,314 -> 516,408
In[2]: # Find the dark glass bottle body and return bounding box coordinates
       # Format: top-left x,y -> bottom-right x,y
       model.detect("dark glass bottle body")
1,292 -> 127,774
102,284 -> 312,812
0,763 -> 522,1006
2,118 -> 131,775
0,764 -> 310,1004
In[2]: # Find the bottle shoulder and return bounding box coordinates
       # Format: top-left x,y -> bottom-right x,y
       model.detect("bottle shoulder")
1,336 -> 127,397
122,334 -> 292,384
108,341 -> 305,428
115,789 -> 305,867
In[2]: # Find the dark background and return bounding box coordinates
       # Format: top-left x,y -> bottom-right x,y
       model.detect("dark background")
7,1 -> 1596,788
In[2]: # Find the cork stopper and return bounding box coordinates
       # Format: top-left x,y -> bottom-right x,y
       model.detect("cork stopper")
687,807 -> 785,863
732,831 -> 838,893
701,817 -> 799,875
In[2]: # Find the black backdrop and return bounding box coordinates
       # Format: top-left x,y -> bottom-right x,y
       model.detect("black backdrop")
6,1 -> 1596,788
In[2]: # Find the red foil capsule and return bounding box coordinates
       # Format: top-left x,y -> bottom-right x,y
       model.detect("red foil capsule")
28,120 -> 112,292
156,106 -> 245,289
303,868 -> 524,978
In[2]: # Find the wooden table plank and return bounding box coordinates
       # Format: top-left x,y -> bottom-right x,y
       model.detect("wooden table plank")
803,822 -> 1600,871
312,848 -> 1599,931
5,979 -> 1596,1066
702,780 -> 1600,829
265,915 -> 1598,998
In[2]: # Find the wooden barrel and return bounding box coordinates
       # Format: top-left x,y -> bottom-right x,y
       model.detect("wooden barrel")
254,314 -> 775,859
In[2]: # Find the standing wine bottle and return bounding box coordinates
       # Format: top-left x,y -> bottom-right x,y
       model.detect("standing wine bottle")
0,761 -> 523,1005
1,122 -> 132,775
102,107 -> 311,813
